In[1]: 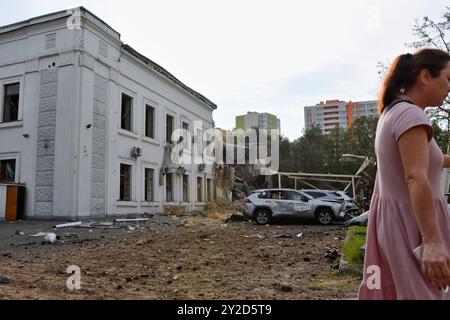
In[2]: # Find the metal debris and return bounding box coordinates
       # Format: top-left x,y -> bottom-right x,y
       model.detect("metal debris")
53,222 -> 83,229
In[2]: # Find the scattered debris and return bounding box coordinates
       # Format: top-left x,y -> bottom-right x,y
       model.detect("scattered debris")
0,276 -> 11,285
273,232 -> 303,239
274,233 -> 294,239
15,230 -> 25,236
115,218 -> 149,223
324,249 -> 341,261
54,222 -> 83,229
61,233 -> 79,241
44,233 -> 57,244
137,239 -> 152,246
251,234 -> 265,239
29,232 -> 48,237
172,274 -> 180,281
29,232 -> 57,244
273,283 -> 293,292
91,222 -> 114,228
224,214 -> 246,223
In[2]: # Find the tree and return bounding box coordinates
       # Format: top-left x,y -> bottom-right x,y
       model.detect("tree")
408,6 -> 450,151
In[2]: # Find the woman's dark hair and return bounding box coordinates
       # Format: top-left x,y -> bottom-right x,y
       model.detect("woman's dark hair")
378,48 -> 450,113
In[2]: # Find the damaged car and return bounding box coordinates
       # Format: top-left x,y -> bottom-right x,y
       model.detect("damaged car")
243,189 -> 347,225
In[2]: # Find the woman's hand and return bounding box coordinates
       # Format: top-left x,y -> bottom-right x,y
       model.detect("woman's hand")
421,241 -> 450,290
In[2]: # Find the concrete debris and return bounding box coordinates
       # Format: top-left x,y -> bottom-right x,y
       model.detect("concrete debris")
115,218 -> 149,223
15,230 -> 25,236
274,232 -> 303,239
0,276 -> 11,285
251,234 -> 265,239
53,222 -> 83,229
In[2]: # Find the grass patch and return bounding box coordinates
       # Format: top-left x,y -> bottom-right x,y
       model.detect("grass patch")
339,226 -> 367,277
343,226 -> 367,264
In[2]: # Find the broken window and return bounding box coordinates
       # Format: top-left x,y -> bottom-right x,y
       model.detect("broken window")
0,159 -> 16,182
121,93 -> 133,131
166,173 -> 174,202
120,164 -> 131,201
145,105 -> 155,139
183,174 -> 189,203
3,83 -> 19,122
197,177 -> 203,202
207,178 -> 213,202
166,114 -> 174,144
144,168 -> 154,202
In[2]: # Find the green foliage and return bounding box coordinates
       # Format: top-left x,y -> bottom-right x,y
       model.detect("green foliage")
279,118 -> 379,192
343,226 -> 367,265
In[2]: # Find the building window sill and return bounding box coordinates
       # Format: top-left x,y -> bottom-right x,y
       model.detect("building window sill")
142,137 -> 160,146
118,129 -> 139,140
116,201 -> 138,207
0,121 -> 23,129
141,202 -> 160,207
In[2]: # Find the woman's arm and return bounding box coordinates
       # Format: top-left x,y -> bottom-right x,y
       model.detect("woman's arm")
443,155 -> 450,168
398,125 -> 450,290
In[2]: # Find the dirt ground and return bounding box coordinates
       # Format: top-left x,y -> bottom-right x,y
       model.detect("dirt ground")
0,207 -> 360,300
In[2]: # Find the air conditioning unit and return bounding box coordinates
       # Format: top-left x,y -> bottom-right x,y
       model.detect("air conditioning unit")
198,164 -> 205,172
162,166 -> 171,174
132,147 -> 142,158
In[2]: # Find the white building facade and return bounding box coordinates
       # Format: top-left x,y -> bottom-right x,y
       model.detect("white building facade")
0,7 -> 216,220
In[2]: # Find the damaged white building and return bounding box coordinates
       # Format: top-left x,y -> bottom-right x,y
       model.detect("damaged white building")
0,7 -> 216,220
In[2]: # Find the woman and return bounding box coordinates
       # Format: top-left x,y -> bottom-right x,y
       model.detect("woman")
359,48 -> 450,300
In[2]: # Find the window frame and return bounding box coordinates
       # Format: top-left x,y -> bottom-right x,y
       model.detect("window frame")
142,98 -> 159,144
165,110 -> 176,144
182,173 -> 190,203
119,162 -> 133,202
0,77 -> 23,126
165,172 -> 175,203
0,153 -> 20,184
196,176 -> 204,204
119,88 -> 136,134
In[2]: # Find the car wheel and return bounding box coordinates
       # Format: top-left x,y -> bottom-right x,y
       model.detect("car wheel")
315,208 -> 334,225
254,209 -> 272,225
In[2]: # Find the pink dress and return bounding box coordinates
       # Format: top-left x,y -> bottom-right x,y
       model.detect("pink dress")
358,97 -> 450,300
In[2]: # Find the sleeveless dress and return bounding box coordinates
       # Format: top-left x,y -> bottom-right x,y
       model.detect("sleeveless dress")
358,96 -> 450,300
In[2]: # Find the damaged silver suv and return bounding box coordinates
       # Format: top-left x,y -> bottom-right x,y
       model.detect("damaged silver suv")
243,189 -> 346,225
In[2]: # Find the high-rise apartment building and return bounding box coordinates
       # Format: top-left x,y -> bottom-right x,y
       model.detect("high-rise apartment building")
304,99 -> 378,134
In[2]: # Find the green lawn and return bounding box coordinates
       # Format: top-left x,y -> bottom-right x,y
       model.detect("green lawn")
340,226 -> 367,276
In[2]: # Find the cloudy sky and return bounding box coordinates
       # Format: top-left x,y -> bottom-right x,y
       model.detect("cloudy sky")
0,0 -> 448,140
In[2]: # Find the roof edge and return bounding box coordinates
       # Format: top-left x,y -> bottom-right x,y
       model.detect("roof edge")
122,44 -> 217,110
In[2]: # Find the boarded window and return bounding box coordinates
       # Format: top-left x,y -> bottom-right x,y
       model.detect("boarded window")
166,173 -> 173,202
145,105 -> 155,139
120,164 -> 131,201
144,168 -> 154,202
166,114 -> 174,143
197,177 -> 203,202
3,83 -> 19,122
121,93 -> 133,131
0,159 -> 16,182
183,175 -> 189,203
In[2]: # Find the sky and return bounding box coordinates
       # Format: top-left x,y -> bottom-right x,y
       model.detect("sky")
0,0 -> 448,140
